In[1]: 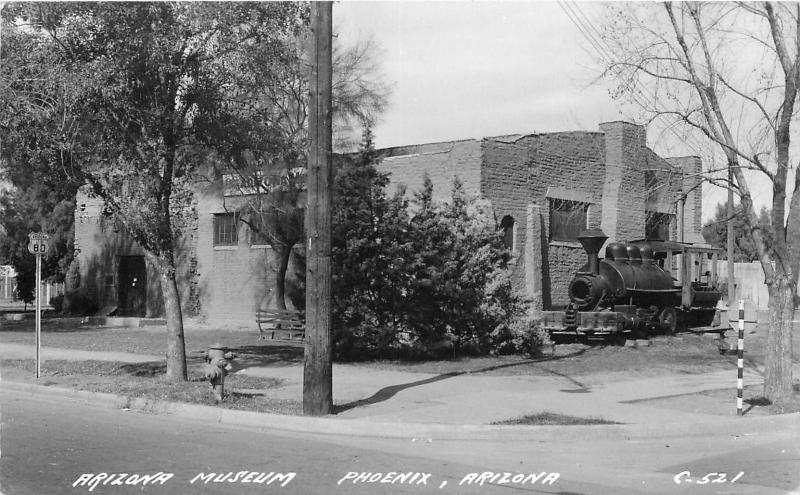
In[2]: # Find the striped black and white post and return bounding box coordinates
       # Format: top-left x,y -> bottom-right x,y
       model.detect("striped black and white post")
736,299 -> 745,416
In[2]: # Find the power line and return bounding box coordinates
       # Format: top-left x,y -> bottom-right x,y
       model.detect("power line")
558,1 -> 708,157
579,2 -> 709,156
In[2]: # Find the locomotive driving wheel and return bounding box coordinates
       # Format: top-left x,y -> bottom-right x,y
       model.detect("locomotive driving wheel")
658,307 -> 678,334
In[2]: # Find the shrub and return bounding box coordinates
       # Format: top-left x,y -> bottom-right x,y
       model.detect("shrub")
49,294 -> 64,313
62,288 -> 98,316
499,314 -> 549,356
331,135 -> 527,359
332,136 -> 412,356
65,258 -> 81,292
400,177 -> 524,355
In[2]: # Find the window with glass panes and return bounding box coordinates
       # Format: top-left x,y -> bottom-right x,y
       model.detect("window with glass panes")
213,213 -> 238,246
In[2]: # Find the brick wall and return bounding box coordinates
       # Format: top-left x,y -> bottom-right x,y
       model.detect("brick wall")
74,191 -> 160,315
376,139 -> 483,202
74,190 -> 197,319
599,121 -> 648,244
194,182 -> 303,327
481,132 -> 606,307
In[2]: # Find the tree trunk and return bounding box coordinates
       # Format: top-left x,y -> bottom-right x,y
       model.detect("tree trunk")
149,253 -> 187,381
274,244 -> 292,310
764,273 -> 795,405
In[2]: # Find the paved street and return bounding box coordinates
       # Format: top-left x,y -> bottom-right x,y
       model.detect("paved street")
2,389 -> 798,495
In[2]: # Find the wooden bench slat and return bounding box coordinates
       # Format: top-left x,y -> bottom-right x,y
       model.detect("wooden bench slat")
257,318 -> 305,326
257,314 -> 301,320
256,308 -> 305,341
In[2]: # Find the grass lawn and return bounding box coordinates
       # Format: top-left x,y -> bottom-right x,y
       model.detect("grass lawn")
492,412 -> 620,425
1,358 -> 302,415
0,317 -> 278,357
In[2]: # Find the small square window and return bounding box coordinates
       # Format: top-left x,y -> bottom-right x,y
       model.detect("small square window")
213,213 -> 238,246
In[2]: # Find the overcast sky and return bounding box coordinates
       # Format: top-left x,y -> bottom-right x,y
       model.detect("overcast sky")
334,1 -> 766,221
336,1 -> 622,148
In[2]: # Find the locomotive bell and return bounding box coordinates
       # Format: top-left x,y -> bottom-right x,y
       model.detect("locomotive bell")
576,229 -> 608,275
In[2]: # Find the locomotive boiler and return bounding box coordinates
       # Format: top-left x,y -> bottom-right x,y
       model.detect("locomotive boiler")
541,229 -> 723,341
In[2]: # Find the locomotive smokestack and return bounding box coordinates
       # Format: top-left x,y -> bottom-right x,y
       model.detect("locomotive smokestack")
577,229 -> 608,275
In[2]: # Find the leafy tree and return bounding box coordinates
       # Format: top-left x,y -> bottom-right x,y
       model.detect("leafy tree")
2,2 -> 306,381
702,203 -> 772,262
0,197 -> 36,306
0,10 -> 82,291
0,187 -> 75,298
599,2 -> 800,404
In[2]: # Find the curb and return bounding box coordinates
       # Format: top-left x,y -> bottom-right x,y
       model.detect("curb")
3,380 -> 798,441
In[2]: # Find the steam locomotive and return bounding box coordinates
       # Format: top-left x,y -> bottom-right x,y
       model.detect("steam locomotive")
541,228 -> 724,342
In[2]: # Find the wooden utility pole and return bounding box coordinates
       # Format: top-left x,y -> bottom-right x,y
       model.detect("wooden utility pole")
303,1 -> 333,416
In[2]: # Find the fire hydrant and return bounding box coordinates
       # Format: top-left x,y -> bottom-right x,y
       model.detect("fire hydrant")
204,344 -> 236,402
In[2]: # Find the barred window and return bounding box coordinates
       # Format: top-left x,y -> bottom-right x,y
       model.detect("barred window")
213,213 -> 238,246
646,211 -> 672,241
549,199 -> 587,242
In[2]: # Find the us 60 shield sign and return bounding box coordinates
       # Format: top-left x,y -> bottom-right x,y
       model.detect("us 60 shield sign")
27,232 -> 49,255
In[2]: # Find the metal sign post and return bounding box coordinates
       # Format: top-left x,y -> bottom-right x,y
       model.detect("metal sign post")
27,232 -> 49,379
729,299 -> 757,416
736,300 -> 744,416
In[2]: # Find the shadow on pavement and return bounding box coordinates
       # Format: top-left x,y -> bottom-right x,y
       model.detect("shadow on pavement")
222,344 -> 304,369
334,349 -> 589,414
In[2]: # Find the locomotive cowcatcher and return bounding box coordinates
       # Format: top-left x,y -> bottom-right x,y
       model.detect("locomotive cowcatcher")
541,229 -> 724,342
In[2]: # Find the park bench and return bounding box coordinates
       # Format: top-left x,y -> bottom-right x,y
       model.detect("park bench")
256,308 -> 305,341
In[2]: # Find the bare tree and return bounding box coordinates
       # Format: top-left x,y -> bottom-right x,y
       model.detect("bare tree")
220,31 -> 390,310
598,2 -> 798,405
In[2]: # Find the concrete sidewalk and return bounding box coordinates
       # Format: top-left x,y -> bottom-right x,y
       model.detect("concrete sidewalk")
2,343 -> 799,440
237,362 -> 766,425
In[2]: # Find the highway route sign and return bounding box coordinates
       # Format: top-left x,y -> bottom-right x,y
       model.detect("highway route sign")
27,232 -> 50,256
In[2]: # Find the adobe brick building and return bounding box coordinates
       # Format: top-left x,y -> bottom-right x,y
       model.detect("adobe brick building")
376,121 -> 703,309
73,120 -> 703,325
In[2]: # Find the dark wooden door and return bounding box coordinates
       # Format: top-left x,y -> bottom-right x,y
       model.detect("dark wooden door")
118,256 -> 146,317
